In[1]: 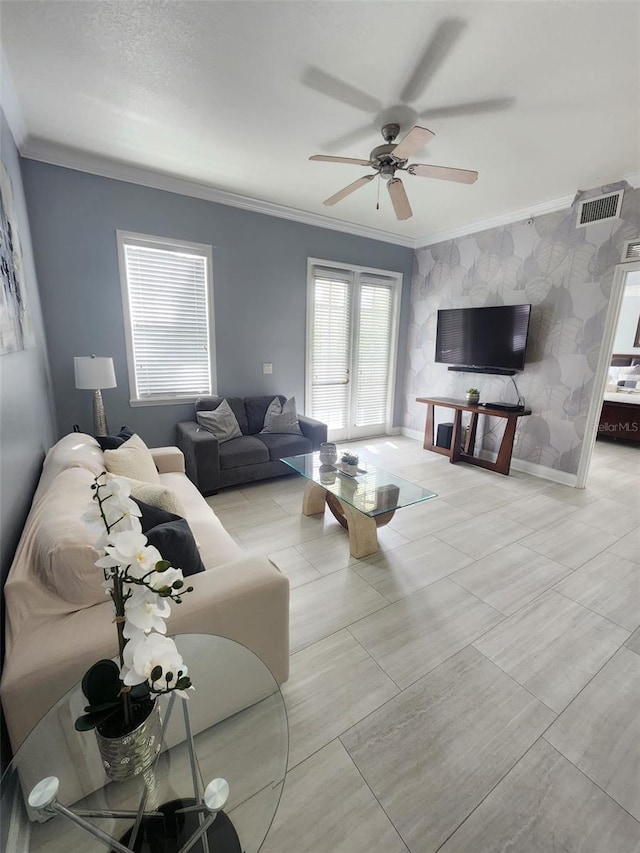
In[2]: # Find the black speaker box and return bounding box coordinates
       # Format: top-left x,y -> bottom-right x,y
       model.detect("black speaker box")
436,422 -> 454,449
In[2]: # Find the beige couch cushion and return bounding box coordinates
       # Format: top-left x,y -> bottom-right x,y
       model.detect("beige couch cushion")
104,434 -> 161,483
33,465 -> 243,610
36,433 -> 105,498
34,467 -> 107,608
109,475 -> 186,516
160,472 -> 245,568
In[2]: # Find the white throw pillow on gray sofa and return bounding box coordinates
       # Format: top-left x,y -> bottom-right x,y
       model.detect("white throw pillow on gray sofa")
261,396 -> 302,435
197,399 -> 243,442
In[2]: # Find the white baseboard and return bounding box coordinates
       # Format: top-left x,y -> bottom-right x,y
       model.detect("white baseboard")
510,458 -> 578,487
400,427 -> 423,441
399,428 -> 578,486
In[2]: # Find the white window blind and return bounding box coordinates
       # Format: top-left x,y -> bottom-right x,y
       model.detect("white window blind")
119,234 -> 214,403
310,267 -> 352,430
355,280 -> 394,427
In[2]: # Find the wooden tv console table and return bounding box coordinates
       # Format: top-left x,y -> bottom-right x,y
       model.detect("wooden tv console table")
416,396 -> 532,476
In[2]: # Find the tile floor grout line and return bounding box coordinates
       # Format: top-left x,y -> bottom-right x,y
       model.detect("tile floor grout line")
551,586 -> 637,634
336,736 -> 413,853
289,593 -> 392,655
446,571 -> 564,621
471,646 -> 559,716
344,626 -> 404,693
431,733 -> 557,852
540,735 -> 640,826
517,524 -> 630,573
440,575 -> 509,620
536,640 -> 632,740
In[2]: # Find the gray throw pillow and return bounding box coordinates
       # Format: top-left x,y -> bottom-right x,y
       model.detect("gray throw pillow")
196,399 -> 243,442
261,396 -> 302,435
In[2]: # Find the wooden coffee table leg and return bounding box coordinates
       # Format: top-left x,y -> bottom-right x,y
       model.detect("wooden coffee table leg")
302,481 -> 327,516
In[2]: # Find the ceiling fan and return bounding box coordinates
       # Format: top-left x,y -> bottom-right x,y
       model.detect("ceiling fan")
309,123 -> 478,221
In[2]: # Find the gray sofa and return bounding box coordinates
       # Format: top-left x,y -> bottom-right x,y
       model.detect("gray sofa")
177,395 -> 327,494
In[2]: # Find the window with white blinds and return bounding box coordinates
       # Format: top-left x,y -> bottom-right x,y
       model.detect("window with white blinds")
117,232 -> 215,404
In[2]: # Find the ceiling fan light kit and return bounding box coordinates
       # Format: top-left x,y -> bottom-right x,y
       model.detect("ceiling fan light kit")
309,123 -> 478,221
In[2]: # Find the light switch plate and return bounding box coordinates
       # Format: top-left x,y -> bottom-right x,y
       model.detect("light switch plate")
262,363 -> 273,374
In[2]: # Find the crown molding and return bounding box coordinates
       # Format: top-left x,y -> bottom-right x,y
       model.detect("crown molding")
17,135 -> 640,254
0,47 -> 27,148
414,193 -> 576,249
415,171 -> 640,249
20,138 -> 416,248
623,171 -> 640,189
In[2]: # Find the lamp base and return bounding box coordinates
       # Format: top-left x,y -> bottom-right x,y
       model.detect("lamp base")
93,389 -> 110,436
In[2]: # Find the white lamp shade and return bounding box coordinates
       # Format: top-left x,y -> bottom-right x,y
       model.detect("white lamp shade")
74,356 -> 117,390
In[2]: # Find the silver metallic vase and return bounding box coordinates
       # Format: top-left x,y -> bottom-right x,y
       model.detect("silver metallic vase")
96,700 -> 162,782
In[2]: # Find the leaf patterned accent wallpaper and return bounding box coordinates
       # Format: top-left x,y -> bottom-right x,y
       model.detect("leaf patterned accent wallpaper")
403,182 -> 640,476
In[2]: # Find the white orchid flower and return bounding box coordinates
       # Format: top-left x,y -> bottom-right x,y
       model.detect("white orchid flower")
82,474 -> 141,535
122,587 -> 170,635
121,633 -> 191,697
146,564 -> 185,593
96,531 -> 161,579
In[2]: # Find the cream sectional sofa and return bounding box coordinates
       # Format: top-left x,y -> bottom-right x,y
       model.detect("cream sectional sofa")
0,433 -> 290,758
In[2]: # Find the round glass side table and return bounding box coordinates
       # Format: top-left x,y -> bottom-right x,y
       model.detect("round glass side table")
1,634 -> 288,852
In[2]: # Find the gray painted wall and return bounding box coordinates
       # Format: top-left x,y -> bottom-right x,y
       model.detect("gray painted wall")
403,183 -> 640,476
21,160 -> 414,447
0,113 -> 56,592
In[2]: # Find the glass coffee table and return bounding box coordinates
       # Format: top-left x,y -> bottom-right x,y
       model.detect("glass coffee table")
281,452 -> 437,558
1,634 -> 288,853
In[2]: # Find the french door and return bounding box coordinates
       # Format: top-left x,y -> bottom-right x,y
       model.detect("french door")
306,259 -> 401,442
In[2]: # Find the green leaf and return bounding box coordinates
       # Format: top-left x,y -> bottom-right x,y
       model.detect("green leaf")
81,660 -> 121,706
74,706 -> 121,732
130,683 -> 151,700
83,700 -> 121,714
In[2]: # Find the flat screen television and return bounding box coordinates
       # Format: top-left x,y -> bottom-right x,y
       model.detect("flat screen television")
435,304 -> 531,374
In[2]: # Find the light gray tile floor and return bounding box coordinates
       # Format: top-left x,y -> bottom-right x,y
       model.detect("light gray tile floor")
210,435 -> 639,851
473,589 -> 629,712
544,646 -> 640,820
438,739 -> 640,852
553,550 -> 640,631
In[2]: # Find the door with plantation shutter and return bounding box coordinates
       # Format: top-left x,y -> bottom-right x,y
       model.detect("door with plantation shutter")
307,260 -> 401,442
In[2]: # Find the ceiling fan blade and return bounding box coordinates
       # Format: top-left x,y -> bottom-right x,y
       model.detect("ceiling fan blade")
303,67 -> 383,113
310,155 -> 373,166
408,163 -> 478,184
387,178 -> 413,220
323,175 -> 375,206
391,125 -> 435,160
323,122 -> 379,153
419,96 -> 514,121
400,18 -> 467,103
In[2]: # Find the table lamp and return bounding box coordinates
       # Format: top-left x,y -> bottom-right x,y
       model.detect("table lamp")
74,355 -> 116,436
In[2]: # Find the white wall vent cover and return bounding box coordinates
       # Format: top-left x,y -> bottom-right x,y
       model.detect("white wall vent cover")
621,239 -> 640,262
576,190 -> 623,228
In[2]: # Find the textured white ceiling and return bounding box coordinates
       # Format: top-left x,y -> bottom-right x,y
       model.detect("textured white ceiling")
2,1 -> 639,241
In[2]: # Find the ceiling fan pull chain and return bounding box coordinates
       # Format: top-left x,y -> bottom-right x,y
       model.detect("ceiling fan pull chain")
376,174 -> 381,210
